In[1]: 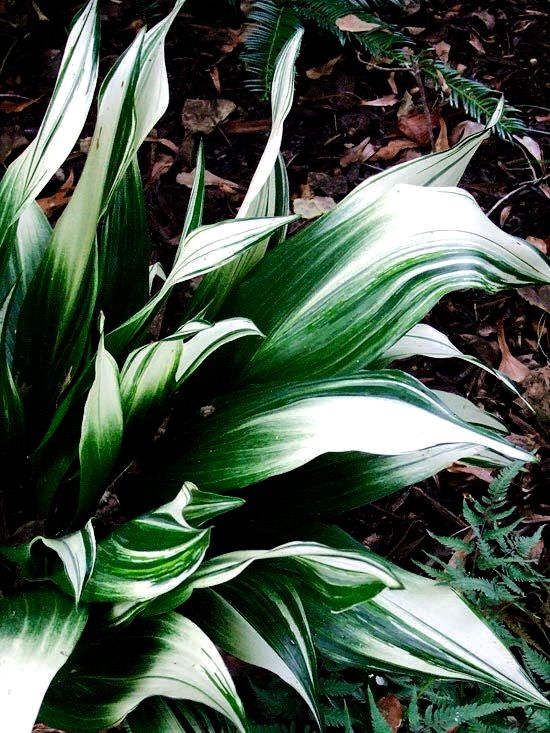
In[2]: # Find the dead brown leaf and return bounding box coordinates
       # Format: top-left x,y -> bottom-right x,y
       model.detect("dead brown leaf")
209,65 -> 221,94
522,367 -> 550,426
0,126 -> 28,164
517,285 -> 550,313
526,236 -> 548,253
336,14 -> 382,32
176,168 -> 241,194
468,32 -> 486,54
147,152 -> 175,187
499,204 -> 512,227
449,120 -> 484,145
471,10 -> 496,29
0,94 -> 42,113
448,463 -> 494,483
433,40 -> 451,63
377,694 -> 403,732
371,137 -> 418,161
181,99 -> 236,135
306,55 -> 343,80
397,112 -> 434,145
293,195 -> 336,219
513,134 -> 542,162
361,93 -> 398,107
340,136 -> 375,167
435,117 -> 449,151
37,170 -> 74,216
497,323 -> 530,383
224,118 -> 271,134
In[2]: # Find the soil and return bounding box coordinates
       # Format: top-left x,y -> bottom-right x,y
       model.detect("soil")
0,0 -> 548,727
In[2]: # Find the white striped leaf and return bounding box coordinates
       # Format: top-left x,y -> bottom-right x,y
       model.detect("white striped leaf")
40,613 -> 247,732
0,0 -> 99,269
157,371 -> 532,496
191,568 -> 323,728
180,139 -> 205,241
179,481 -> 245,527
126,698 -> 238,733
0,287 -> 24,468
192,28 -> 302,317
14,2 -> 186,420
75,321 -> 123,523
82,486 -> 209,604
227,184 -> 550,383
379,323 -> 525,402
302,525 -> 548,708
0,587 -> 88,733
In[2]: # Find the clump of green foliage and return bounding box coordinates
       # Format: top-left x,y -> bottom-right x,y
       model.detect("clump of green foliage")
0,1 -> 548,731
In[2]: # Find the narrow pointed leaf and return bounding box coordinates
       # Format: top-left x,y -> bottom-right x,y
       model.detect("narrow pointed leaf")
75,324 -> 123,522
40,613 -> 247,732
180,139 -> 205,240
191,568 -> 323,729
158,372 -> 532,495
179,482 -> 245,527
0,588 -> 88,733
82,487 -> 209,604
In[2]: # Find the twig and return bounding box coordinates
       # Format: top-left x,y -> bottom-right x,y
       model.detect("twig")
486,174 -> 549,217
411,57 -> 435,151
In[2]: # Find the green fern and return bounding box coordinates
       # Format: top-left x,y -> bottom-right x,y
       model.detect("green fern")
237,0 -> 525,136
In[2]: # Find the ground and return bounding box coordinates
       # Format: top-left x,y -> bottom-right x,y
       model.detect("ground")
0,0 -> 548,728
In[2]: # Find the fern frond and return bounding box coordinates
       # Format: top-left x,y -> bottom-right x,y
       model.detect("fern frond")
430,701 -> 511,729
424,61 -> 527,138
522,645 -> 550,685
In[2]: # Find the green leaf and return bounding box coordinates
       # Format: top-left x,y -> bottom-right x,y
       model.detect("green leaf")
40,613 -> 247,732
0,587 -> 88,732
226,183 -> 550,383
75,318 -> 123,523
179,482 -> 245,527
367,687 -> 393,733
82,486 -> 209,604
180,139 -> 206,240
190,567 -> 323,729
126,698 -> 239,732
191,29 -> 302,317
159,371 -> 531,495
304,526 -> 548,708
0,287 -> 24,472
98,157 -> 151,330
0,0 -> 99,271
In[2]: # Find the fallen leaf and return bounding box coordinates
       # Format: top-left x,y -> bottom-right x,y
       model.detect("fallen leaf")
497,323 -> 530,382
340,137 -> 375,167
181,99 -> 236,135
377,694 -> 403,732
306,55 -> 343,80
513,134 -> 542,162
435,117 -> 449,151
336,14 -> 382,32
38,170 -> 74,216
176,168 -> 241,194
535,113 -> 550,123
397,90 -> 414,118
0,94 -> 42,113
224,118 -> 271,134
361,93 -> 398,107
147,152 -> 175,187
449,120 -> 484,145
209,65 -> 221,94
517,285 -> 550,313
468,32 -> 486,54
397,111 -> 434,145
0,126 -> 28,164
526,235 -> 547,253
293,195 -> 336,219
433,40 -> 451,63
522,367 -> 550,426
404,26 -> 426,35
471,10 -> 495,29
499,204 -> 512,227
448,464 -> 495,483
307,171 -> 348,196
371,137 -> 418,161
388,71 -> 398,95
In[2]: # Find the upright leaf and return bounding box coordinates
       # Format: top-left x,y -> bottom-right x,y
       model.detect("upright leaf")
0,588 -> 88,733
40,613 -> 247,732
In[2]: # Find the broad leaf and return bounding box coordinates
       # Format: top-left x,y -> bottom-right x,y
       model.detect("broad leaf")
126,698 -> 238,733
179,482 -> 245,527
40,613 -> 247,732
0,587 -> 88,733
303,526 -> 548,708
157,371 -> 532,495
226,184 -> 550,382
82,487 -> 209,604
191,568 -> 323,728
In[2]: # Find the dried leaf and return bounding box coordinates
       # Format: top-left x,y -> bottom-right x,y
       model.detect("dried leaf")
181,99 -> 237,135
0,94 -> 42,113
397,90 -> 414,118
224,118 -> 271,134
37,169 -> 75,216
468,32 -> 486,54
471,10 -> 496,30
517,285 -> 550,313
513,134 -> 542,162
377,694 -> 403,732
0,126 -> 28,164
499,204 -> 512,227
526,236 -> 547,253
147,152 -> 175,187
209,66 -> 221,94
449,120 -> 485,145
497,323 -> 530,383
176,168 -> 241,193
522,367 -> 550,426
448,464 -> 495,483
293,195 -> 336,219
434,40 -> 451,63
361,94 -> 398,107
371,137 -> 418,161
397,112 -> 434,145
340,137 -> 375,167
435,117 -> 449,152
306,55 -> 343,80
336,14 -> 382,33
